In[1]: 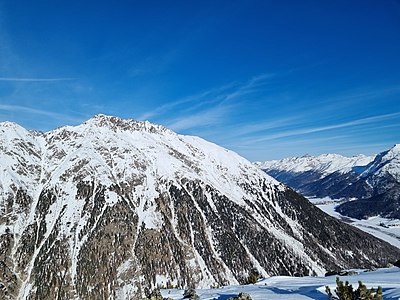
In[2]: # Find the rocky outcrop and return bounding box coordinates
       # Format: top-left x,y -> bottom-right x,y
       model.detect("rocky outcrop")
228,292 -> 253,300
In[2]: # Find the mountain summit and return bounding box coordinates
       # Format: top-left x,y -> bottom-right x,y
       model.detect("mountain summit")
1,116 -> 399,299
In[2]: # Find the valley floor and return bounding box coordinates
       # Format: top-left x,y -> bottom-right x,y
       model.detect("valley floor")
161,267 -> 400,300
308,197 -> 400,249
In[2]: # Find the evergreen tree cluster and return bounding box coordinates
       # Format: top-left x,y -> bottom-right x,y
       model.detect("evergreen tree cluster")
326,277 -> 383,300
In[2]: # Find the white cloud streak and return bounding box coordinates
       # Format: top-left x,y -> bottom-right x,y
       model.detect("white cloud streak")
163,74 -> 276,131
327,85 -> 400,103
137,72 -> 275,122
233,117 -> 300,136
246,112 -> 400,144
0,104 -> 82,123
167,104 -> 233,131
0,77 -> 75,82
136,83 -> 234,120
222,73 -> 275,102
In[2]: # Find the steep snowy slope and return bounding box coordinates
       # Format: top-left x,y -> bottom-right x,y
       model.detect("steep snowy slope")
258,145 -> 400,219
1,115 -> 399,300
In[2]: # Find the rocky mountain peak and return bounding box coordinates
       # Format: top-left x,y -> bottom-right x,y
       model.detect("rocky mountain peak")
82,113 -> 169,134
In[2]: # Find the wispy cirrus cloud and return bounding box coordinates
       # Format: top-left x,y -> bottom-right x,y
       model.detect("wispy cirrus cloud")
326,84 -> 400,104
0,77 -> 75,82
216,84 -> 400,146
167,74 -> 275,132
167,104 -> 234,131
232,116 -> 300,136
136,83 -> 235,120
137,72 -> 276,122
222,73 -> 275,102
245,112 -> 400,144
0,104 -> 83,123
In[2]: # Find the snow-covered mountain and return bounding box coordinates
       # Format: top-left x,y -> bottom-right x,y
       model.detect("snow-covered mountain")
1,115 -> 399,300
257,145 -> 400,219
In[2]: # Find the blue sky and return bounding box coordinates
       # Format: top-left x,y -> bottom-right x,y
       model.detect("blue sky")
0,0 -> 399,160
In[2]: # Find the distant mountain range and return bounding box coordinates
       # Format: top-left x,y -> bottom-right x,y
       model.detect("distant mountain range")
1,115 -> 399,300
256,144 -> 400,219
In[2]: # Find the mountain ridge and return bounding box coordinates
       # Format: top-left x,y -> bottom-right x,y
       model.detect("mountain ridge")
257,145 -> 400,219
255,153 -> 374,175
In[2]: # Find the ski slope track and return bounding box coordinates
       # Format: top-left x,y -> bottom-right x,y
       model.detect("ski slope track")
1,115 -> 399,300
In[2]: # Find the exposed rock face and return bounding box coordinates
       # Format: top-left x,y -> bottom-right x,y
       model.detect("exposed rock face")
257,147 -> 400,219
0,115 -> 399,299
227,292 -> 253,300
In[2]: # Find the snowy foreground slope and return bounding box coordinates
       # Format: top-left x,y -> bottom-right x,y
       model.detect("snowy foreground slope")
0,115 -> 399,300
257,145 -> 400,219
162,267 -> 400,300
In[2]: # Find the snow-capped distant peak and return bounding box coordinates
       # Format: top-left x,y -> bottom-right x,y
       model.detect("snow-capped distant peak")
256,153 -> 374,175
